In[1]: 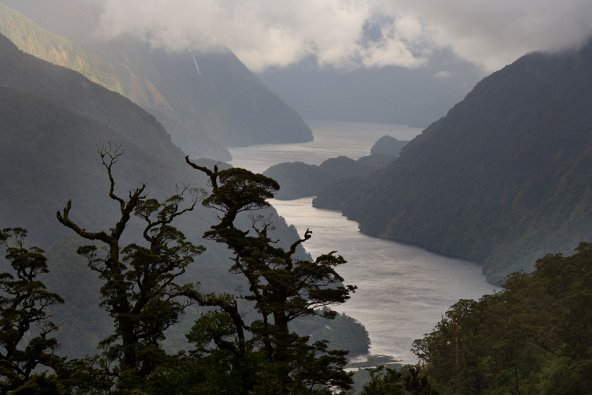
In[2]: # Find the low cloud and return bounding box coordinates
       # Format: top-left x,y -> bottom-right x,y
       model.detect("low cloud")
94,0 -> 592,72
383,0 -> 592,71
94,0 -> 431,71
433,70 -> 451,80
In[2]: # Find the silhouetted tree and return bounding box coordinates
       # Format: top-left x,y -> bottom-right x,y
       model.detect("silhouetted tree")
186,157 -> 355,394
0,228 -> 63,394
56,146 -> 204,392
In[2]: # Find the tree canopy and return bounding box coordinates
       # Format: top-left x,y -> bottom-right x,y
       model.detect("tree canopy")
184,156 -> 356,394
410,243 -> 592,394
0,228 -> 63,394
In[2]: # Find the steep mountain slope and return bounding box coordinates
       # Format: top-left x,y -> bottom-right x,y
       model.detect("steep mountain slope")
0,2 -> 312,159
319,40 -> 592,283
102,37 -> 313,148
0,34 -> 366,356
0,3 -> 123,94
0,33 -> 180,161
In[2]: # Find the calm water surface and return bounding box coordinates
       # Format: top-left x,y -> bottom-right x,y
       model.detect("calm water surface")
270,198 -> 498,363
230,119 -> 420,173
230,120 -> 498,363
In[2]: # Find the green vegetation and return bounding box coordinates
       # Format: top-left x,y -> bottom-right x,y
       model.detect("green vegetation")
355,243 -> 592,394
183,157 -> 356,393
0,228 -> 64,394
0,3 -> 124,95
55,146 -> 204,391
292,312 -> 369,357
360,365 -> 436,395
9,192 -> 591,394
408,243 -> 592,394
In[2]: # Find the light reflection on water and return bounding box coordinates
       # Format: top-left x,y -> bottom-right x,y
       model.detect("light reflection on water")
230,120 -> 498,363
230,119 -> 420,174
270,198 -> 498,363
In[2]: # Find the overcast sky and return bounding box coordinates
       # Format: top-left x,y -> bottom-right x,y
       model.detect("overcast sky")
93,0 -> 592,72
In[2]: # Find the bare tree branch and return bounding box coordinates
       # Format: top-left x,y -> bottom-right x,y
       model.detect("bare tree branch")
185,156 -> 219,190
56,200 -> 111,243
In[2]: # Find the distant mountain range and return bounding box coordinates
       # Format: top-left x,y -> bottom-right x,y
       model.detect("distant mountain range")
0,2 -> 312,160
314,39 -> 592,283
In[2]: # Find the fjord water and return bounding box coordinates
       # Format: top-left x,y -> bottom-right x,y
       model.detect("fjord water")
230,119 -> 421,174
230,120 -> 498,363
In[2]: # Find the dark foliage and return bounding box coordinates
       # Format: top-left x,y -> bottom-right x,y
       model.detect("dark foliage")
0,228 -> 63,394
184,157 -> 356,394
56,147 -> 204,392
412,243 -> 592,394
361,365 -> 437,395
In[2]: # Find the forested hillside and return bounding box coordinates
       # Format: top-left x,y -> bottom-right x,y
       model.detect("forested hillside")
316,39 -> 592,282
415,243 -> 592,394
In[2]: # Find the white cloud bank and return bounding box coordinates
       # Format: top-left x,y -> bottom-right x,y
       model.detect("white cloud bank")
94,0 -> 592,72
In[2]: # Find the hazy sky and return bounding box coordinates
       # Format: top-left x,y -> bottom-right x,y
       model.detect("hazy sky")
93,0 -> 592,72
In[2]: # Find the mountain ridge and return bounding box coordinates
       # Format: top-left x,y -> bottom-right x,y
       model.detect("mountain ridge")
314,40 -> 592,282
0,2 -> 313,159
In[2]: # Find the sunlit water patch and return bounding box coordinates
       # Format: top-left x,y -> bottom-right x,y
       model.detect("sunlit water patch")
270,198 -> 498,363
230,119 -> 420,173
